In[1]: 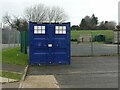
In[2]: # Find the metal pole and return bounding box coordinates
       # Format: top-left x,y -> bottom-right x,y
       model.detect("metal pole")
8,29 -> 10,48
14,29 -> 16,47
18,32 -> 20,46
118,30 -> 120,61
17,31 -> 19,46
91,32 -> 93,56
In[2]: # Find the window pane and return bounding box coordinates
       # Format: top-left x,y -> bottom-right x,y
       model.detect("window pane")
59,26 -> 62,30
59,30 -> 63,34
56,26 -> 59,30
34,30 -> 38,34
42,26 -> 45,29
63,29 -> 66,34
38,29 -> 41,34
34,26 -> 38,29
55,29 -> 59,34
38,26 -> 41,29
42,29 -> 45,34
63,26 -> 66,30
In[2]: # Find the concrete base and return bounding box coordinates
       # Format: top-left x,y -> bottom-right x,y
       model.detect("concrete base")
0,77 -> 18,83
22,75 -> 59,88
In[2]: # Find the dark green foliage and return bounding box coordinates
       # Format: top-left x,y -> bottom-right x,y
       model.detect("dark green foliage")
91,14 -> 98,29
71,25 -> 80,30
94,35 -> 106,42
98,21 -> 116,30
79,14 -> 98,30
98,21 -> 107,30
79,14 -> 116,30
79,19 -> 87,30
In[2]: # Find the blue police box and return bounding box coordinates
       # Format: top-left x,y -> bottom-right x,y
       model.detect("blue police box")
29,21 -> 71,65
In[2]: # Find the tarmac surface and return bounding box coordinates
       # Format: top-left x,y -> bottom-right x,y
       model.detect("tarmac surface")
2,63 -> 25,73
71,42 -> 117,56
27,56 -> 118,88
1,43 -> 119,88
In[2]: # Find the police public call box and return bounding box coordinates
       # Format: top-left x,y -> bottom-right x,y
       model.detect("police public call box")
29,21 -> 71,65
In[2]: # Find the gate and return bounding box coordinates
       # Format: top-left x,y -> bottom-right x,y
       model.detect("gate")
29,22 -> 71,65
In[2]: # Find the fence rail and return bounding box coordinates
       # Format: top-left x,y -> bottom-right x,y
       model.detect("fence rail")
2,28 -> 20,49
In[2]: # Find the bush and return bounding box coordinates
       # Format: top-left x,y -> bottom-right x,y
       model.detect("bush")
71,38 -> 77,42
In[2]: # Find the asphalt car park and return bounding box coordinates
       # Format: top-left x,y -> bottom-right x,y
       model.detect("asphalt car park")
28,56 -> 118,88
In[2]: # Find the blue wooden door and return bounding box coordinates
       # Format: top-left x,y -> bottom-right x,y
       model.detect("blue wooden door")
29,22 -> 70,65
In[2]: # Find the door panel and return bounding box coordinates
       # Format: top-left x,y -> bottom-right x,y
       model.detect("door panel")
29,22 -> 70,65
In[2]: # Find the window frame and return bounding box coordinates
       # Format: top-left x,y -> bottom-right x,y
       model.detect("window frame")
34,26 -> 46,34
55,26 -> 66,34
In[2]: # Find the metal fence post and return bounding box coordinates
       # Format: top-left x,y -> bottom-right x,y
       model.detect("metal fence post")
17,31 -> 18,46
14,29 -> 16,47
91,32 -> 93,56
8,29 -> 10,48
118,30 -> 120,61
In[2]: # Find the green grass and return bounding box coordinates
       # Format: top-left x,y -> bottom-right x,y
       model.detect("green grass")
2,47 -> 29,66
0,71 -> 22,81
71,30 -> 114,42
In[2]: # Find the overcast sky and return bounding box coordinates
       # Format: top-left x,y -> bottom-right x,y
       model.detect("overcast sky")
0,0 -> 119,25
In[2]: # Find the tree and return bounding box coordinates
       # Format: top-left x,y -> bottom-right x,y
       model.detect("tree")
79,19 -> 87,30
98,21 -> 116,30
98,21 -> 107,30
105,21 -> 116,30
91,14 -> 98,29
84,15 -> 91,29
24,4 -> 68,23
80,15 -> 92,30
47,6 -> 68,23
53,7 -> 68,23
2,13 -> 28,31
79,14 -> 99,30
105,21 -> 108,24
2,13 -> 14,28
47,7 -> 56,23
2,4 -> 68,31
24,4 -> 48,22
71,25 -> 80,30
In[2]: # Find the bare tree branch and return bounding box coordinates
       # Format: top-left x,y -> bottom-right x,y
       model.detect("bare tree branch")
24,4 -> 68,23
24,4 -> 48,22
2,13 -> 28,31
2,13 -> 13,26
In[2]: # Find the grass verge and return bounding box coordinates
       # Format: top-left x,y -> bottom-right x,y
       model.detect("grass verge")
71,30 -> 114,42
0,71 -> 22,81
2,47 -> 29,66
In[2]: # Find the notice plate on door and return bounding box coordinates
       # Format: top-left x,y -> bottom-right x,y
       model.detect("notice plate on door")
48,44 -> 52,47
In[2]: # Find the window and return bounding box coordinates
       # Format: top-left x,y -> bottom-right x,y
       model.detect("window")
34,26 -> 45,34
55,26 -> 66,34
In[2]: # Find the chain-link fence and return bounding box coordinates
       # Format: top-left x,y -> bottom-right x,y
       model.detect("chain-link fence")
2,28 -> 20,49
2,27 -> 119,57
71,32 -> 118,57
